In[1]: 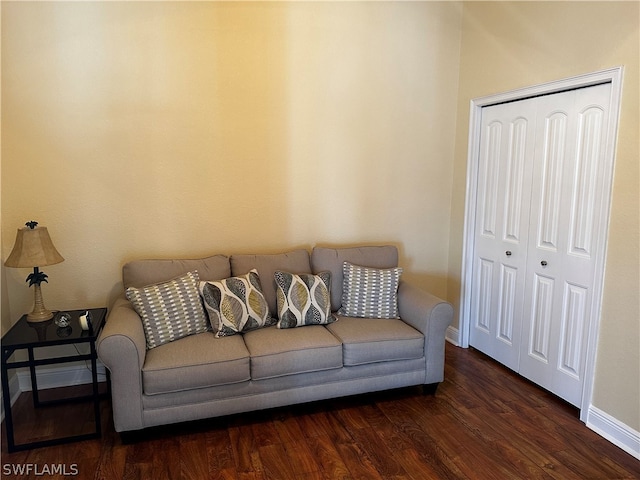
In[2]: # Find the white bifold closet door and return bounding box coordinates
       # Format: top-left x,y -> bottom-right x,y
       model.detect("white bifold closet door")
469,83 -> 612,407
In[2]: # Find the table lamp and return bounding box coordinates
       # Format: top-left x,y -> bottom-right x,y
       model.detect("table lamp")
4,221 -> 64,322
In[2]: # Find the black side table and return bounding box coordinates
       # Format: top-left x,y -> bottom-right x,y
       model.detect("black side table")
1,307 -> 107,452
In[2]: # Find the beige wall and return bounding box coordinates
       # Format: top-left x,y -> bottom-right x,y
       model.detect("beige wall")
449,2 -> 639,430
1,2 -> 461,320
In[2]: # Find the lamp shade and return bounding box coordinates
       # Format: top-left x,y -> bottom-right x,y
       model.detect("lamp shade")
5,225 -> 64,268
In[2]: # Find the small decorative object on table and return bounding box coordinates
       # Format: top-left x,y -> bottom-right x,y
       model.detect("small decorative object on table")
54,312 -> 72,328
79,310 -> 93,331
54,312 -> 73,337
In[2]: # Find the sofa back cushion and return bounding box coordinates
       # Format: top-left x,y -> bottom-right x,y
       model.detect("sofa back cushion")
311,246 -> 399,312
123,255 -> 231,289
231,249 -> 312,317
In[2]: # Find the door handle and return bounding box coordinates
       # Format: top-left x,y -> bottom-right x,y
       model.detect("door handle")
541,260 -> 548,267
506,251 -> 512,256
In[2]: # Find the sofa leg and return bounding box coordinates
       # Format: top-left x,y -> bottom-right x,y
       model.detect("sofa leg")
423,382 -> 439,395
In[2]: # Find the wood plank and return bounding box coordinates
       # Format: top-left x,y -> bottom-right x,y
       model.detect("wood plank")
306,434 -> 354,480
228,423 -> 262,475
278,439 -> 322,478
335,440 -> 386,480
348,427 -> 410,479
258,443 -> 298,480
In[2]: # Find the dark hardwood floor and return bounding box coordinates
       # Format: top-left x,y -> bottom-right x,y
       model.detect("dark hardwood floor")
2,343 -> 638,479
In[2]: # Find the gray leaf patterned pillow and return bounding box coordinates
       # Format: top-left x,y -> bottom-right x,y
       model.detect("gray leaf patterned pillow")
274,271 -> 335,329
199,269 -> 273,337
126,270 -> 209,349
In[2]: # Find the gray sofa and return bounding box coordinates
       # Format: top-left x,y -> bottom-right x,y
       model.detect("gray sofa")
97,245 -> 453,433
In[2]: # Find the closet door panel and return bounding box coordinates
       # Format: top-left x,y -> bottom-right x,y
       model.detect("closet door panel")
519,83 -> 611,406
469,99 -> 537,371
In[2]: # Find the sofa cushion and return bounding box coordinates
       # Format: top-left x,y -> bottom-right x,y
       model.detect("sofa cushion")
125,271 -> 209,349
199,270 -> 274,337
142,332 -> 250,395
326,317 -> 424,366
231,250 -> 312,317
311,246 -> 399,312
339,262 -> 402,319
243,325 -> 342,380
275,271 -> 336,328
123,255 -> 231,289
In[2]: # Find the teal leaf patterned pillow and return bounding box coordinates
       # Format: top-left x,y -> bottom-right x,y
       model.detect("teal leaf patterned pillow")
199,269 -> 273,337
275,271 -> 335,329
125,270 -> 209,350
338,262 -> 402,319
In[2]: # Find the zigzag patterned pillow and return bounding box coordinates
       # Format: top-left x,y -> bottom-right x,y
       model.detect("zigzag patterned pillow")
126,270 -> 209,350
338,262 -> 403,319
199,269 -> 273,337
275,271 -> 335,329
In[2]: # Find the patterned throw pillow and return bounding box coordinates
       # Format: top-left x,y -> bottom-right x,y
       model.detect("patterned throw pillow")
199,269 -> 273,337
338,262 -> 403,319
125,271 -> 209,350
274,271 -> 335,329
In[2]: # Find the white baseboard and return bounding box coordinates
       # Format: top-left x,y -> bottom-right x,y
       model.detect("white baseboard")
445,325 -> 460,346
16,362 -> 107,392
0,373 -> 22,422
586,405 -> 640,460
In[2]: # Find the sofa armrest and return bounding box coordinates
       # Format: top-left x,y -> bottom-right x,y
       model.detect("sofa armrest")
397,281 -> 453,384
96,295 -> 146,432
